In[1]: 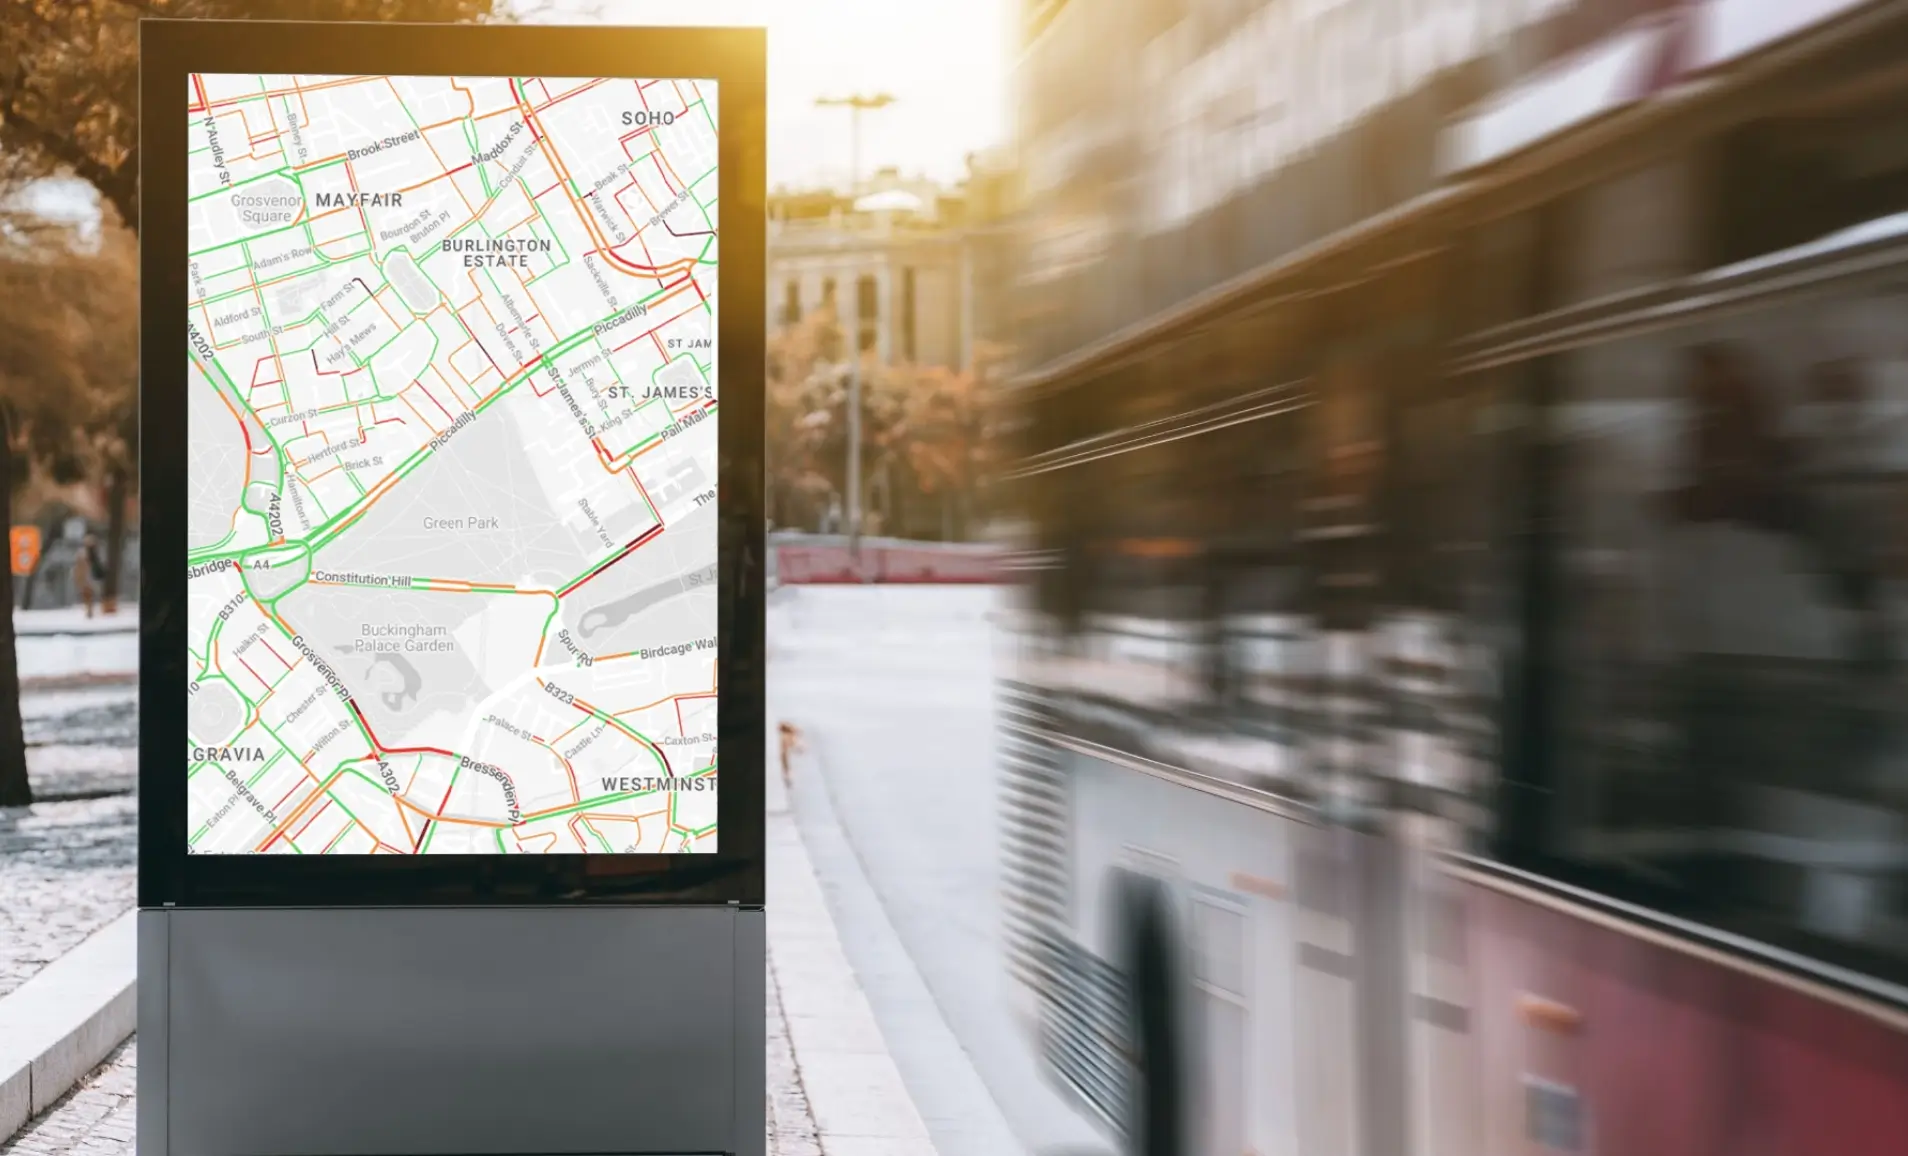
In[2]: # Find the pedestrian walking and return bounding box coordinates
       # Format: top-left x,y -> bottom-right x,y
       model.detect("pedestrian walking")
74,532 -> 105,618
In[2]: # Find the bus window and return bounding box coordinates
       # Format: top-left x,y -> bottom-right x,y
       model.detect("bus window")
1539,284 -> 1908,977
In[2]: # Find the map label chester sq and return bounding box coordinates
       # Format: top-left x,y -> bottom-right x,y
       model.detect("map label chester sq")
185,72 -> 720,856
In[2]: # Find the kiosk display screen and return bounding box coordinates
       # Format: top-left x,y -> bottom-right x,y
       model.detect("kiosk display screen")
185,73 -> 720,856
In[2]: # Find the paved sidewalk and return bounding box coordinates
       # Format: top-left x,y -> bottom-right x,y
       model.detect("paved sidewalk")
13,608 -> 138,638
13,613 -> 136,691
1,681 -> 140,1000
0,795 -> 135,1002
0,1041 -> 134,1156
767,735 -> 938,1156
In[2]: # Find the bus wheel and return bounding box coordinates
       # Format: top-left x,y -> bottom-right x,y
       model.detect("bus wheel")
1115,870 -> 1185,1156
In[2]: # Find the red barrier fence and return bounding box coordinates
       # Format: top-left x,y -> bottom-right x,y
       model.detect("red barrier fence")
770,535 -> 1005,585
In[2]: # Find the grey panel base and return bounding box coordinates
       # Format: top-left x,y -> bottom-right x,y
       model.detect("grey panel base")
138,906 -> 765,1156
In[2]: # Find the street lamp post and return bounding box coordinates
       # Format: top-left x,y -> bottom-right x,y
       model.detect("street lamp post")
815,93 -> 894,561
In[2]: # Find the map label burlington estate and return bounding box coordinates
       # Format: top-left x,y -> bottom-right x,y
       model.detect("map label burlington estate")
184,73 -> 720,855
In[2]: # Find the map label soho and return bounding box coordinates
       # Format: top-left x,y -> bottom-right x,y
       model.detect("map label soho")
184,71 -> 722,856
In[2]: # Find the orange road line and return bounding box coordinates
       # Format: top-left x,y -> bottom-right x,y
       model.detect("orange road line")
204,74 -> 380,111
611,681 -> 718,712
395,795 -> 417,845
514,86 -> 696,281
394,794 -> 513,829
256,767 -> 348,851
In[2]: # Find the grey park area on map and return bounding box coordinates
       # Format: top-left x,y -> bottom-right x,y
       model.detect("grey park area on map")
565,500 -> 717,656
187,358 -> 248,553
298,392 -> 631,589
271,582 -> 490,747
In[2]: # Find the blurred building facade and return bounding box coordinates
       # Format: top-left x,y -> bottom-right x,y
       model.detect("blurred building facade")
766,153 -> 1017,370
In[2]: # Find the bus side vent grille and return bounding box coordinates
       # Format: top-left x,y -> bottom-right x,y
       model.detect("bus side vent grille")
1039,934 -> 1131,1135
999,681 -> 1070,997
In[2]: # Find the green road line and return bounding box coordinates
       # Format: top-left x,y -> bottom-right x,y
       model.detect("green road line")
335,764 -> 390,797
358,313 -> 434,372
325,792 -> 372,841
493,828 -> 507,853
189,212 -> 314,257
422,762 -> 465,852
246,751 -> 287,788
192,251 -> 255,279
531,595 -> 564,661
189,167 -> 295,204
591,713 -> 669,775
524,197 -> 573,283
526,790 -> 649,823
291,316 -> 631,555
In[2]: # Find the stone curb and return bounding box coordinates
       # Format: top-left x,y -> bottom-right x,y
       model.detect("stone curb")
0,911 -> 137,1144
767,730 -> 939,1156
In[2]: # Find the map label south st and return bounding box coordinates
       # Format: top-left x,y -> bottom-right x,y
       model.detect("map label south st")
184,72 -> 720,856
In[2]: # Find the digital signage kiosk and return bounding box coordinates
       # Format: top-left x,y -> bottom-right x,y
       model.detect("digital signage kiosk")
138,19 -> 766,1156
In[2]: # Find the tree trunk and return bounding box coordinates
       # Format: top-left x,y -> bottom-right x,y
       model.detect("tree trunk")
0,422 -> 32,808
102,467 -> 128,613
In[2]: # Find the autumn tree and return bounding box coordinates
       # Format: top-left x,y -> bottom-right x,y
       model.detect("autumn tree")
0,0 -> 502,236
765,310 -> 850,532
0,213 -> 136,807
0,1 -> 504,808
765,309 -> 998,541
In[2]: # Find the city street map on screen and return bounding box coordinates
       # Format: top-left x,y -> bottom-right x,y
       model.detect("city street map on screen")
183,74 -> 719,855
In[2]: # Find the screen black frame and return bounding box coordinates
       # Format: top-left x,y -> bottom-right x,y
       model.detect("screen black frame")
139,18 -> 766,908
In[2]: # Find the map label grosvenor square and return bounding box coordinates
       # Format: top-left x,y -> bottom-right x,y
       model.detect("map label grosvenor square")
184,73 -> 719,855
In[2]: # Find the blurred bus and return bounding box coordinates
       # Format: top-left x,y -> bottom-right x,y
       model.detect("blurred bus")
998,2 -> 1908,1154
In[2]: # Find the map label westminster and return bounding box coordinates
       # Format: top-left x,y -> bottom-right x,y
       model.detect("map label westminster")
184,73 -> 720,855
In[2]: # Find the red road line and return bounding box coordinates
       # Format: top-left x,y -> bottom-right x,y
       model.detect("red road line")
348,700 -> 457,760
557,522 -> 664,596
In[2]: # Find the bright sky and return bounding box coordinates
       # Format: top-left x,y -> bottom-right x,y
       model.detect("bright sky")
517,0 -> 1015,189
21,2 -> 1013,229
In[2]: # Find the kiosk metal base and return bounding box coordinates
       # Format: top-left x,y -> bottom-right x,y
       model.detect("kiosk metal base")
137,906 -> 765,1156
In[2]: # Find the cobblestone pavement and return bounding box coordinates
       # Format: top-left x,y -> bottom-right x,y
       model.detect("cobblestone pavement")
22,686 -> 139,801
0,685 -> 139,999
0,791 -> 137,1000
0,1040 -> 135,1156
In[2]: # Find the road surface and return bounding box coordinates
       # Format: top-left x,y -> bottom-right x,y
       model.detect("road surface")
769,584 -> 1107,1156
